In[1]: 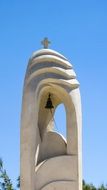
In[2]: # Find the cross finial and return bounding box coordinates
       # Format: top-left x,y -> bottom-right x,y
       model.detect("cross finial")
41,37 -> 51,49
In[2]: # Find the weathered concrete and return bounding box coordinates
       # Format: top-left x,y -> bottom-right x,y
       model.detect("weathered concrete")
20,48 -> 82,190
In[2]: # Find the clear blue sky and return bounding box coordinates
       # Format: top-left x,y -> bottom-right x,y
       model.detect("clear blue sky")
0,0 -> 107,187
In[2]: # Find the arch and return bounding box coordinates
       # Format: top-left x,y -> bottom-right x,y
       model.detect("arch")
35,80 -> 79,157
36,88 -> 68,164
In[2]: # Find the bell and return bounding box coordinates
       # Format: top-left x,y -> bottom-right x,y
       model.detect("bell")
45,93 -> 54,109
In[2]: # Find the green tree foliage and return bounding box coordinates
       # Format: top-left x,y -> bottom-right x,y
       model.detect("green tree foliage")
16,177 -> 20,189
0,158 -> 20,190
83,180 -> 96,190
98,184 -> 107,190
0,159 -> 14,190
83,180 -> 107,190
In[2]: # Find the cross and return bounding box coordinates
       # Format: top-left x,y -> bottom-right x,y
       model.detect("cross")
41,37 -> 51,49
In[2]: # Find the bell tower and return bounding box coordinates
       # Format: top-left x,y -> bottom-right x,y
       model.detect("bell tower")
20,38 -> 82,190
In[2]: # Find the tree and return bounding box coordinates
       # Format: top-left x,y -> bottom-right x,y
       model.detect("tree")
83,180 -> 96,190
98,184 -> 107,190
83,180 -> 107,190
0,159 -> 14,190
16,177 -> 20,188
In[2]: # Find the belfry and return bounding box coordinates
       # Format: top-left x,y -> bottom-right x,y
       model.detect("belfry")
20,38 -> 82,190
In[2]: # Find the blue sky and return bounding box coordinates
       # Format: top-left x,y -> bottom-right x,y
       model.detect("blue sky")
0,0 -> 107,187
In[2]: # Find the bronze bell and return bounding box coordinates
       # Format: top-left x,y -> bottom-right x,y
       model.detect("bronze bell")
45,93 -> 54,109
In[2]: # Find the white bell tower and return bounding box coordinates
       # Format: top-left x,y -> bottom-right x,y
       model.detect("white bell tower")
20,38 -> 82,190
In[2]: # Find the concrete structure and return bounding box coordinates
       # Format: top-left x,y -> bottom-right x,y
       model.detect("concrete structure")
20,40 -> 82,190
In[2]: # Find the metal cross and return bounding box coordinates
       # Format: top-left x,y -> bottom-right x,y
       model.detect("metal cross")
41,37 -> 51,49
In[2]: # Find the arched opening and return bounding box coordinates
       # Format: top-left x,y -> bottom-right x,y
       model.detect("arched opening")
37,101 -> 67,164
36,84 -> 77,164
54,103 -> 67,140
